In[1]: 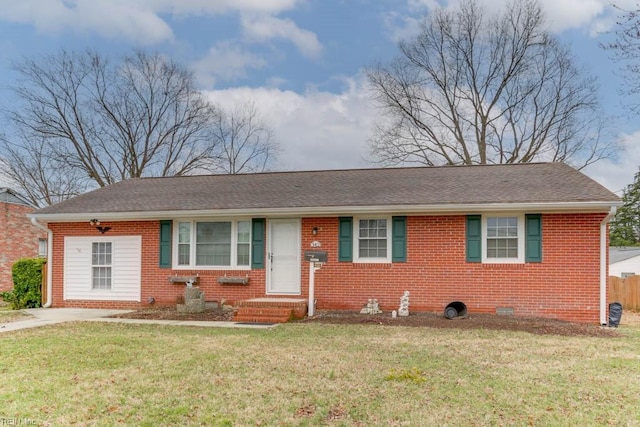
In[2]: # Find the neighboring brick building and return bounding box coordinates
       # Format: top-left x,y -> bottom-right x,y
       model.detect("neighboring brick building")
0,188 -> 47,293
31,163 -> 621,324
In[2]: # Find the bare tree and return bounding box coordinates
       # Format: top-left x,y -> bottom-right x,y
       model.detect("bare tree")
10,50 -> 220,186
211,101 -> 278,174
0,135 -> 89,207
1,50 -> 279,206
367,0 -> 616,169
602,4 -> 640,113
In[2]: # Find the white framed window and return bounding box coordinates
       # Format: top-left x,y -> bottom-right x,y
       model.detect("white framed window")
38,238 -> 47,258
482,214 -> 525,263
174,219 -> 251,269
92,242 -> 112,290
354,217 -> 391,263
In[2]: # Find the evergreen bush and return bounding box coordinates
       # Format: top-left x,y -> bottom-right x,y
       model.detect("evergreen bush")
0,258 -> 45,309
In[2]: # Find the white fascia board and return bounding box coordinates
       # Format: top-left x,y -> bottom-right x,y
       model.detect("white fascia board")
29,201 -> 621,222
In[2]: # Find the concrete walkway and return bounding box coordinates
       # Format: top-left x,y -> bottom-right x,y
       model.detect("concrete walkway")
0,308 -> 277,333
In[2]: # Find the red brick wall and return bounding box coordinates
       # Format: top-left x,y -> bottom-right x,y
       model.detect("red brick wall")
301,214 -> 607,323
48,213 -> 607,323
0,202 -> 46,293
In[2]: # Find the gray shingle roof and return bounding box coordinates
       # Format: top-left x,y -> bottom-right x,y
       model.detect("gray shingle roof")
33,163 -> 620,218
0,188 -> 34,207
610,247 -> 640,264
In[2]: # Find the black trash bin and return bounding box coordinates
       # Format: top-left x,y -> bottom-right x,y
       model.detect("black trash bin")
608,302 -> 623,328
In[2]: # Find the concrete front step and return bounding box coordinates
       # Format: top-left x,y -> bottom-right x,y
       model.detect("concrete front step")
233,298 -> 308,323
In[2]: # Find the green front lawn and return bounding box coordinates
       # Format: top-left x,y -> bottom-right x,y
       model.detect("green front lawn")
2,321 -> 640,426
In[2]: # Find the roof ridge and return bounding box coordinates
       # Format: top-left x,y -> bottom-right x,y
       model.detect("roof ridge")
135,162 -> 560,181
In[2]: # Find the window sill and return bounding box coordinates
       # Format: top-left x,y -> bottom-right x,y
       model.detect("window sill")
173,266 -> 251,271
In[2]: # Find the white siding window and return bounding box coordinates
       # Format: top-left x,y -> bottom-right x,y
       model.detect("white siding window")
64,236 -> 141,302
92,242 -> 112,290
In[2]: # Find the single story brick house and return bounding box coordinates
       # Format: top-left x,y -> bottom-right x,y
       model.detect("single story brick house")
30,163 -> 620,324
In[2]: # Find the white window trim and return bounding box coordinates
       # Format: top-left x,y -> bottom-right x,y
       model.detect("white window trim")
353,216 -> 392,263
91,241 -> 113,291
172,218 -> 252,270
481,213 -> 525,264
38,238 -> 47,258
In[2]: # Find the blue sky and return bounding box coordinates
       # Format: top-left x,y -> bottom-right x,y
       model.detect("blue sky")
0,0 -> 637,195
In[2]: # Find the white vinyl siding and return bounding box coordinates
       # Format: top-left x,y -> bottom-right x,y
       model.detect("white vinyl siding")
610,256 -> 640,278
64,236 -> 141,302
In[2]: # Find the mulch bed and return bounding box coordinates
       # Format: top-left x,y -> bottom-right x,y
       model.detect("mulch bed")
108,306 -> 620,337
109,306 -> 234,322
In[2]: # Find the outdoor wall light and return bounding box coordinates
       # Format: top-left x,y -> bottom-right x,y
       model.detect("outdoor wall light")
312,227 -> 318,235
89,219 -> 111,234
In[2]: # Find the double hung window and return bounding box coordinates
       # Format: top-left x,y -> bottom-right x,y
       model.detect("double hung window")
355,218 -> 391,262
486,217 -> 519,259
92,242 -> 112,289
483,215 -> 524,263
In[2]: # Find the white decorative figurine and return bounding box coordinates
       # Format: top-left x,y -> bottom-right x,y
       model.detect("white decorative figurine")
398,291 -> 410,317
360,298 -> 383,314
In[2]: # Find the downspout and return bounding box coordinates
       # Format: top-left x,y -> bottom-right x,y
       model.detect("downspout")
600,207 -> 616,325
30,217 -> 53,308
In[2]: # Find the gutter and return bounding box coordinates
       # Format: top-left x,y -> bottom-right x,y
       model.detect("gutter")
30,201 -> 622,223
30,217 -> 53,308
600,207 -> 617,325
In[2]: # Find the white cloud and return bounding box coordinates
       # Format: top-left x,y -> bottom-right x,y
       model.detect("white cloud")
0,0 -> 303,45
241,14 -> 323,59
537,0 -> 606,33
0,0 -> 174,44
192,42 -> 267,88
388,0 -> 630,41
142,0 -> 300,15
202,75 -> 378,171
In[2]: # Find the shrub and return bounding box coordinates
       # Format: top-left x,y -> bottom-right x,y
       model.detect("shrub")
1,258 -> 45,309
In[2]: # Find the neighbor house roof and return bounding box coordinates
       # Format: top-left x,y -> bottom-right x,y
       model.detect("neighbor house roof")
32,162 -> 620,220
0,188 -> 34,207
610,247 -> 640,264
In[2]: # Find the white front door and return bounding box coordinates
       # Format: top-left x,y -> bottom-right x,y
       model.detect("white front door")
267,219 -> 301,294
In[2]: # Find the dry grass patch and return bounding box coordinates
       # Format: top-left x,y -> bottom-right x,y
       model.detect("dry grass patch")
0,304 -> 33,323
1,320 -> 639,425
